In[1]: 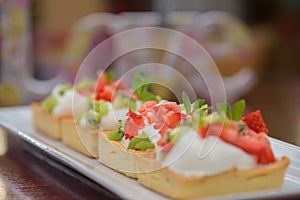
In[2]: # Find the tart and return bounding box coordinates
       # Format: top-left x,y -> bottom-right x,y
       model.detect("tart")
135,99 -> 290,199
75,72 -> 143,158
31,83 -> 86,139
61,118 -> 100,157
137,155 -> 289,199
32,102 -> 65,139
98,100 -> 183,178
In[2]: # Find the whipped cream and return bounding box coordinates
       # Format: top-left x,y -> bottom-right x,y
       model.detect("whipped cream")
99,103 -> 128,131
52,90 -> 88,116
160,129 -> 257,177
138,122 -> 161,147
119,117 -> 161,149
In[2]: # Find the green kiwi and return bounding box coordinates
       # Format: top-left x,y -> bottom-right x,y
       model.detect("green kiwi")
41,95 -> 58,113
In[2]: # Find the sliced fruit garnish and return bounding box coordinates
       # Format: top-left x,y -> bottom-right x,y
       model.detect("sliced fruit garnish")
242,110 -> 269,134
94,100 -> 108,118
112,92 -> 137,110
108,130 -> 124,141
124,110 -> 145,140
41,95 -> 58,113
198,121 -> 275,164
127,136 -> 155,151
57,84 -> 73,96
81,110 -> 100,130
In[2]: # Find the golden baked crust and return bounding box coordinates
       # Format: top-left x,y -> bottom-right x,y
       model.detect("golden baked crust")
136,156 -> 290,199
98,131 -> 156,179
61,119 -> 99,158
31,103 -> 67,140
98,131 -> 138,178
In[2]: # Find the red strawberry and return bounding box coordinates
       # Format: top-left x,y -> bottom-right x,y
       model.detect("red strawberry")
94,73 -> 106,100
242,110 -> 269,134
124,110 -> 145,140
197,121 -> 275,164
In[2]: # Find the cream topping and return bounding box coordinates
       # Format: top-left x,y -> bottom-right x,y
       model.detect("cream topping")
138,121 -> 161,147
160,129 -> 257,177
99,103 -> 128,131
52,90 -> 88,117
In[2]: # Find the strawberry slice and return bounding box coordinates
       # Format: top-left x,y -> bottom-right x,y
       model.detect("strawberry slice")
197,122 -> 275,164
124,110 -> 145,140
237,130 -> 275,164
94,73 -> 106,101
242,110 -> 269,134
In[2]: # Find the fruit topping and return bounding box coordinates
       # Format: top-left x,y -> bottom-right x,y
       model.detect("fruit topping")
242,110 -> 269,134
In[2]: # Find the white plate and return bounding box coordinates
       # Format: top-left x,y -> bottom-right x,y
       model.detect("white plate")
0,106 -> 300,200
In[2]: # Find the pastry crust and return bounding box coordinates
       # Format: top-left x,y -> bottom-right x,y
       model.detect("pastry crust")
136,156 -> 290,199
98,131 -> 156,179
61,119 -> 99,158
31,103 -> 68,140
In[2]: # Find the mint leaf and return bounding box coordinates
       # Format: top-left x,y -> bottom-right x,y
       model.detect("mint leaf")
217,102 -> 232,119
232,99 -> 246,121
182,91 -> 191,115
217,100 -> 246,121
132,73 -> 159,102
192,99 -> 205,111
105,70 -> 114,83
132,72 -> 151,91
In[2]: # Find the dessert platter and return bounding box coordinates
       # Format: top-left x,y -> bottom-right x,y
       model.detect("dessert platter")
0,72 -> 300,200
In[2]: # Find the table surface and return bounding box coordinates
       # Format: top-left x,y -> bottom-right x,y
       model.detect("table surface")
0,133 -> 120,200
1,79 -> 300,200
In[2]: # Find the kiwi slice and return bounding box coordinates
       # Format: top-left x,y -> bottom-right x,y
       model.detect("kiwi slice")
112,93 -> 136,110
75,79 -> 95,91
128,136 -> 155,151
58,84 -> 73,96
82,110 -> 100,130
94,100 -> 108,118
41,95 -> 58,113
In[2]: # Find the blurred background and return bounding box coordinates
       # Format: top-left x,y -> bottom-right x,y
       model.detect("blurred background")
0,0 -> 300,145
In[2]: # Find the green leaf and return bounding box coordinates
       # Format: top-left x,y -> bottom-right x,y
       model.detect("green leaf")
192,99 -> 205,111
105,70 -> 115,83
132,72 -> 151,91
132,73 -> 159,102
217,102 -> 232,119
107,130 -> 124,141
232,99 -> 246,121
225,103 -> 232,119
182,91 -> 191,115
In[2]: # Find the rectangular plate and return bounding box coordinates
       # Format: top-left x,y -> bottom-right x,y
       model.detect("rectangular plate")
0,106 -> 300,200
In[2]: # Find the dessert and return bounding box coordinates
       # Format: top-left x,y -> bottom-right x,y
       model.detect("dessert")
98,98 -> 186,178
98,73 -> 167,178
32,82 -> 89,139
62,71 -> 136,157
135,97 -> 290,199
78,72 -> 160,158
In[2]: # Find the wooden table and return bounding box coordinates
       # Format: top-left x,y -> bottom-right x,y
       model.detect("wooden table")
0,133 -> 120,200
